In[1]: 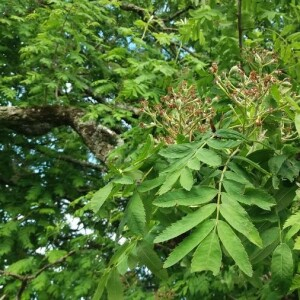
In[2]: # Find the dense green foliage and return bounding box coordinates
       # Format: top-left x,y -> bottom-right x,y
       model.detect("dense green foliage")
1,0 -> 300,299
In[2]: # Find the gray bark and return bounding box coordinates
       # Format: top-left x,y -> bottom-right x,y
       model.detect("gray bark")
0,106 -> 122,161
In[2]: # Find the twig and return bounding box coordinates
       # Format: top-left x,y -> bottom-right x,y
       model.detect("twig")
0,250 -> 76,299
163,5 -> 193,22
36,146 -> 105,171
29,250 -> 76,280
237,0 -> 243,54
16,280 -> 27,300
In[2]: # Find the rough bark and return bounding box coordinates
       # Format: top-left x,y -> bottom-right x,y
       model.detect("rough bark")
0,106 -> 123,162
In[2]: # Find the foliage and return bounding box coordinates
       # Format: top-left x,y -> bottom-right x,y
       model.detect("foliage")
1,0 -> 300,299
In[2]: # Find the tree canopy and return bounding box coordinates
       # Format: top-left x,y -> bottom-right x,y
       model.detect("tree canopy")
1,0 -> 300,299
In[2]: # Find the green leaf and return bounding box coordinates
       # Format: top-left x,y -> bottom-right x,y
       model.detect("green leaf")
196,148 -> 222,167
31,272 -> 48,291
154,204 -> 216,243
233,156 -> 271,176
109,241 -> 137,269
293,236 -> 300,250
164,219 -> 215,268
187,157 -> 201,170
191,229 -> 221,275
157,170 -> 181,195
207,139 -> 241,149
113,176 -> 134,185
159,143 -> 196,159
295,113 -> 300,136
137,242 -> 168,281
215,129 -> 247,140
138,175 -> 166,193
127,193 -> 146,235
223,179 -> 245,195
271,243 -> 293,293
90,182 -> 113,213
161,155 -> 193,174
243,188 -> 276,210
180,167 -> 194,191
106,268 -> 124,300
251,227 -> 280,264
46,250 -> 67,263
283,211 -> 300,229
285,223 -> 300,241
217,220 -> 253,277
291,274 -> 300,292
268,155 -> 288,175
283,211 -> 300,240
153,186 -> 218,207
220,193 -> 262,247
92,271 -> 110,300
270,84 -> 281,102
247,149 -> 275,164
224,171 -> 250,185
7,257 -> 35,274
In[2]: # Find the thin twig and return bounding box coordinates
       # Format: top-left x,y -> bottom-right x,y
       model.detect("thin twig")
237,0 -> 243,56
0,250 -> 76,299
36,147 -> 105,171
163,5 -> 193,22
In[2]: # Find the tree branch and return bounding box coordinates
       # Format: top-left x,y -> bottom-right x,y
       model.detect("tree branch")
29,250 -> 76,280
0,106 -> 123,162
163,5 -> 193,22
0,250 -> 76,300
36,146 -> 106,171
120,3 -> 146,18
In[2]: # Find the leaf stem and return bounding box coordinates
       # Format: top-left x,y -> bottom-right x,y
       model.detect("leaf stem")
216,148 -> 240,224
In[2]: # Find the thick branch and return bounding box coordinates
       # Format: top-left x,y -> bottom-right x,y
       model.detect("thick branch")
0,106 -> 122,162
120,3 -> 146,18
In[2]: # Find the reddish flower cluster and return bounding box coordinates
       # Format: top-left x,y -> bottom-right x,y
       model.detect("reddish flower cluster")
141,81 -> 215,143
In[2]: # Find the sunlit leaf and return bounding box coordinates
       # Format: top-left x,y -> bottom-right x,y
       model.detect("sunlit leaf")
187,156 -> 201,171
154,186 -> 217,207
90,182 -> 113,213
157,170 -> 181,195
164,219 -> 215,268
154,204 -> 216,243
217,220 -> 253,277
196,148 -> 222,167
127,193 -> 146,235
180,167 -> 194,191
191,229 -> 221,275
